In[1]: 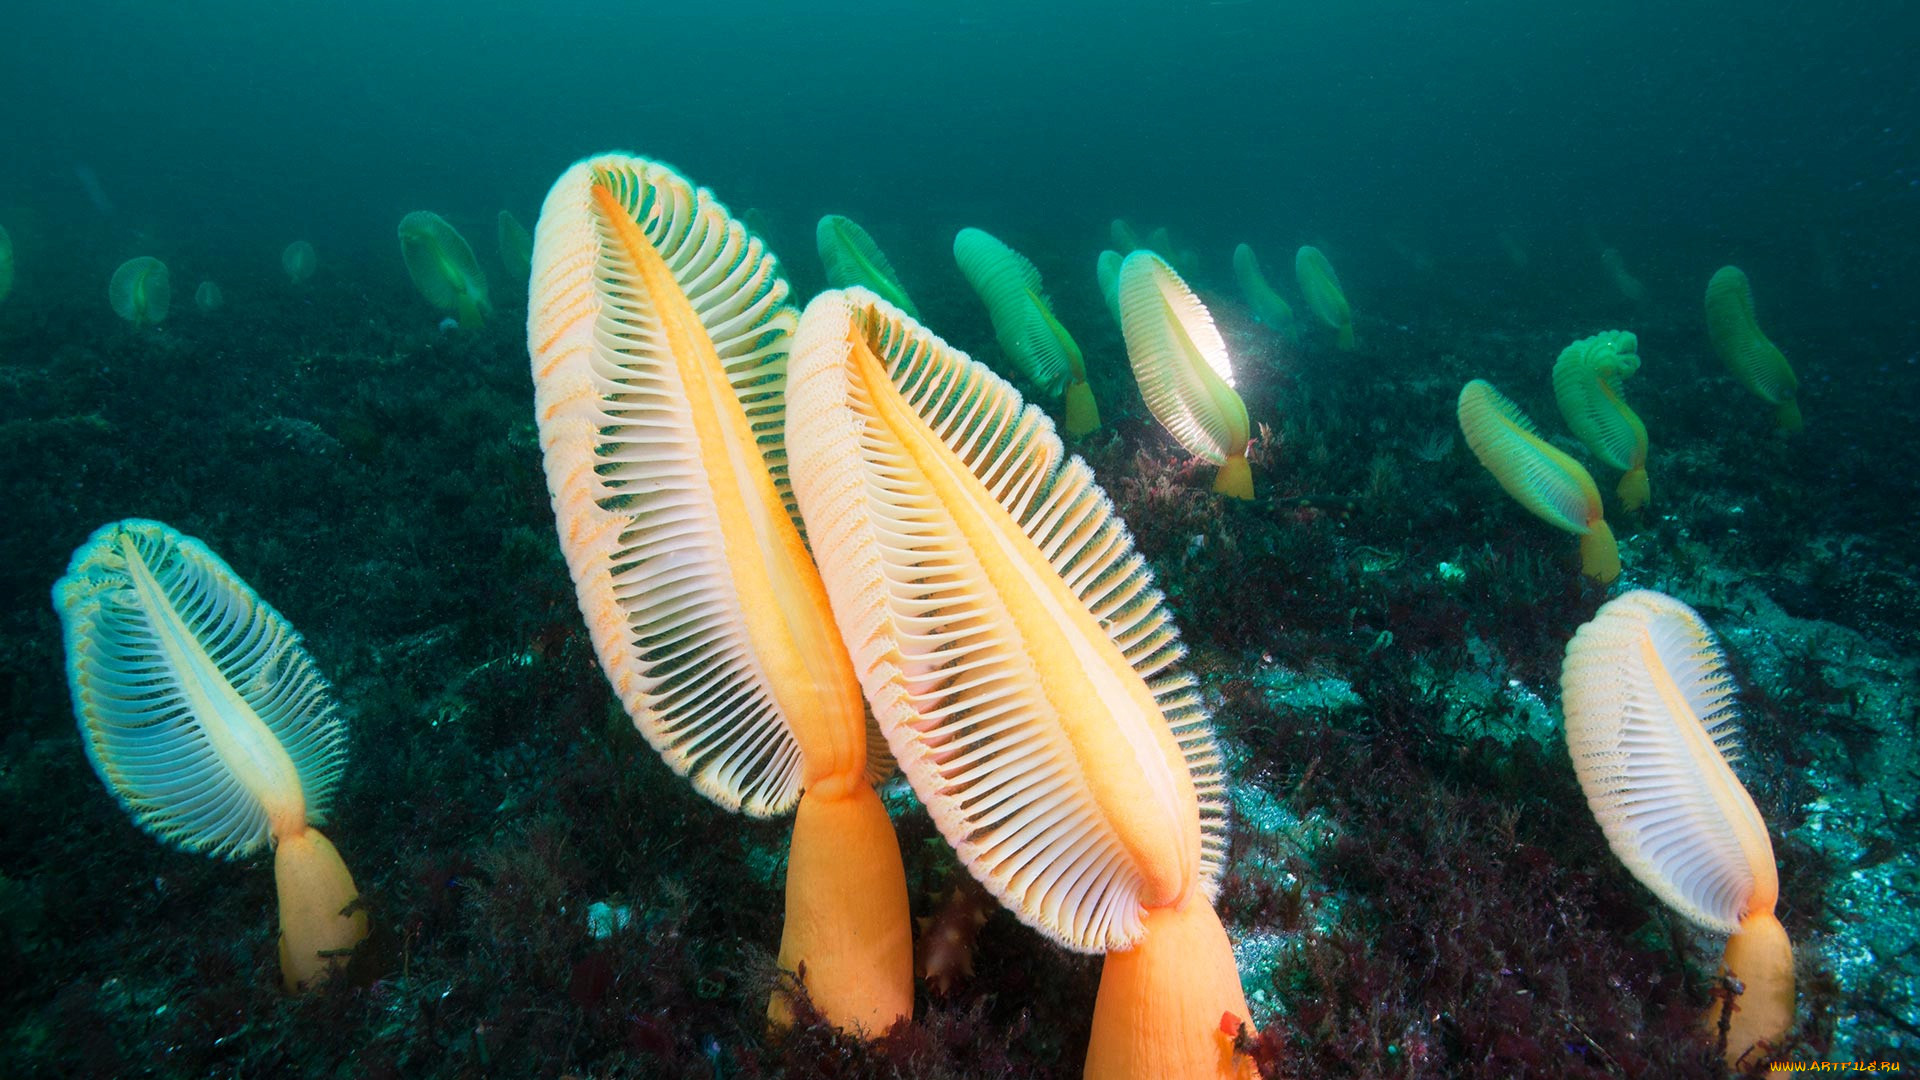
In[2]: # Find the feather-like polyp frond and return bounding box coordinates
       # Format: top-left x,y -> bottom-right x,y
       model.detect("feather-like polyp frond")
1117,251 -> 1249,466
952,227 -> 1082,397
785,287 -> 1229,954
1457,379 -> 1602,535
282,240 -> 317,284
1233,243 -> 1294,329
1561,589 -> 1776,932
816,214 -> 918,318
54,519 -> 346,860
528,152 -> 883,819
109,256 -> 170,325
1294,245 -> 1351,343
1706,265 -> 1798,406
1552,330 -> 1647,473
399,210 -> 490,323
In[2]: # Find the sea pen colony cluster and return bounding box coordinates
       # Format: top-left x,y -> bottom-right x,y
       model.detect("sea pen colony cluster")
28,145 -> 1834,1078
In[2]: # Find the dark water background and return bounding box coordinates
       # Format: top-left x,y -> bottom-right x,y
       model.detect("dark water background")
3,1 -> 1916,342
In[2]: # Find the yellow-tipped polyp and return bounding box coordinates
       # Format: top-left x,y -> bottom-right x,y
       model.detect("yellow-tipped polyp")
953,227 -> 1098,434
54,519 -> 367,992
1562,590 -> 1794,1067
1458,379 -> 1619,582
1294,245 -> 1354,349
786,287 -> 1249,1079
1552,330 -> 1650,510
1117,251 -> 1254,499
527,153 -> 909,1035
1706,266 -> 1802,434
399,210 -> 491,328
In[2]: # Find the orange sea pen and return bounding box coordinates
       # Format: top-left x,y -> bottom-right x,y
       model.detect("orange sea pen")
1706,265 -> 1802,433
787,287 -> 1251,1079
953,227 -> 1099,436
1552,330 -> 1651,511
56,519 -> 368,992
1117,250 -> 1255,499
1563,590 -> 1794,1066
1459,378 -> 1620,583
526,153 -> 909,1034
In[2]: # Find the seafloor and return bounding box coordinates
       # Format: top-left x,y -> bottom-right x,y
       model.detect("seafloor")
1,222 -> 1915,1079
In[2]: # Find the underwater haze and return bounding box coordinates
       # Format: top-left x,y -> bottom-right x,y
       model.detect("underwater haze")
4,2 -> 1917,297
3,1 -> 1920,1078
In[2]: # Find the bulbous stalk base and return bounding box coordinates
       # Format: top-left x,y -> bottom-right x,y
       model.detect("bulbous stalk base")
1704,910 -> 1795,1068
1212,454 -> 1254,500
1086,891 -> 1255,1079
1580,519 -> 1621,583
274,826 -> 369,992
768,781 -> 913,1035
